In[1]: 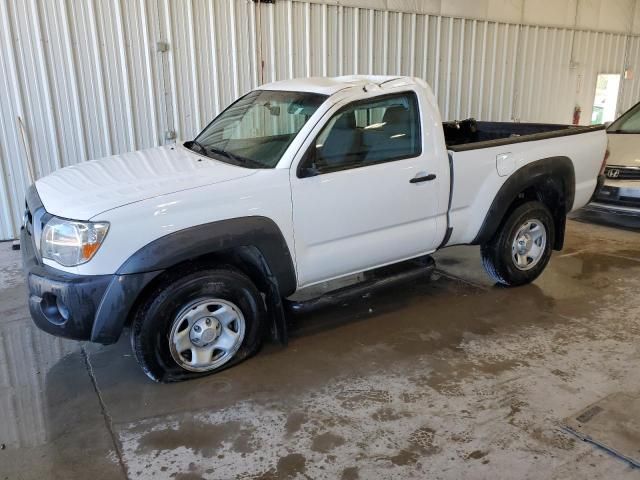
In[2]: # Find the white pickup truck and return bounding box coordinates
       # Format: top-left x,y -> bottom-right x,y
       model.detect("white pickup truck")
22,75 -> 607,382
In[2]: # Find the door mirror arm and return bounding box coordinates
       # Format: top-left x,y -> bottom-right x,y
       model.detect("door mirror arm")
300,165 -> 320,178
299,147 -> 321,178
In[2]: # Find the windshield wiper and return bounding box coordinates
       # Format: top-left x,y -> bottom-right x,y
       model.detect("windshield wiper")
186,140 -> 264,168
184,139 -> 208,154
207,147 -> 263,168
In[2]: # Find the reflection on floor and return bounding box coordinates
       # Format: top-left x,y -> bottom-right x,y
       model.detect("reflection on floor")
0,215 -> 639,479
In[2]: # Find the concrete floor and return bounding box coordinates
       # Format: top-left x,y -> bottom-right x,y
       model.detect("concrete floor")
1,214 -> 639,479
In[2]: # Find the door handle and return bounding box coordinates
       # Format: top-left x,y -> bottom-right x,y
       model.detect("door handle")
410,174 -> 436,183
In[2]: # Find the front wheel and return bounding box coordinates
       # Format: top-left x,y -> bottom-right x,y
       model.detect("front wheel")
480,201 -> 555,287
131,267 -> 265,382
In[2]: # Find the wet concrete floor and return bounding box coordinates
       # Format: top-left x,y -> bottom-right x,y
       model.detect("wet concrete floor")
1,215 -> 639,479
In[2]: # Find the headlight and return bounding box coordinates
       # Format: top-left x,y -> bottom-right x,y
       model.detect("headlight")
41,217 -> 109,267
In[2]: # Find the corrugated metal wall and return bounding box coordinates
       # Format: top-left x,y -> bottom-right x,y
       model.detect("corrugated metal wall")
1,0 -> 640,240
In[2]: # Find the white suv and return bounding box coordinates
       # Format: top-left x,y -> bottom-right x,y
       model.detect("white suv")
589,102 -> 640,217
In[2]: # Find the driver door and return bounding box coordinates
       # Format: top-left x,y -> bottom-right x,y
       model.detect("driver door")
290,90 -> 445,287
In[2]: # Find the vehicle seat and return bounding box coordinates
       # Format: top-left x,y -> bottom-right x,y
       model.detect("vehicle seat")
318,112 -> 360,168
363,105 -> 413,162
382,106 -> 411,136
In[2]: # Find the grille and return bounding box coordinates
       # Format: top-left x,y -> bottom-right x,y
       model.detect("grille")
605,166 -> 640,180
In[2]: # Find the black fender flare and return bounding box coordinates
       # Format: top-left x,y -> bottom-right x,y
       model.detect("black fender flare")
117,216 -> 297,294
114,216 -> 297,344
472,156 -> 575,249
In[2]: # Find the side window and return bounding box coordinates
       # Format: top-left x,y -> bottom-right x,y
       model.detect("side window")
301,92 -> 421,176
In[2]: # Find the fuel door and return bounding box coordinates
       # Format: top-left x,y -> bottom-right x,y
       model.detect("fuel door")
496,152 -> 515,177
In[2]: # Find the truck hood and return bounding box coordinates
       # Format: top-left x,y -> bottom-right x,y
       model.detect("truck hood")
606,133 -> 640,168
35,145 -> 256,220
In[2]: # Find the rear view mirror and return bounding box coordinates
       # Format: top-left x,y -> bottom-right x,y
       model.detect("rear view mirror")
288,102 -> 312,115
263,102 -> 280,116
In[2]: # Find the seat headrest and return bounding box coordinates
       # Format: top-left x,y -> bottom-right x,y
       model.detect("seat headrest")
382,105 -> 410,125
334,111 -> 356,130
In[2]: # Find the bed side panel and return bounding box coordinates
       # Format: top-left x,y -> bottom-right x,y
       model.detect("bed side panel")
447,130 -> 607,245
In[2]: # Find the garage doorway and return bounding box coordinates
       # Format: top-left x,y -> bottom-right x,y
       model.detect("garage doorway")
591,73 -> 621,124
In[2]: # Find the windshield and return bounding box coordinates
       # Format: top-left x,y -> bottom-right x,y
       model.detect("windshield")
190,90 -> 327,168
608,102 -> 640,133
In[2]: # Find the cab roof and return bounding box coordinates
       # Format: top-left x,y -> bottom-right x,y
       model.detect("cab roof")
257,75 -> 419,96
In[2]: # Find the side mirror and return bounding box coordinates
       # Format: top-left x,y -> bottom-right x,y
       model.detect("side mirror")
299,146 -> 321,178
604,121 -> 612,128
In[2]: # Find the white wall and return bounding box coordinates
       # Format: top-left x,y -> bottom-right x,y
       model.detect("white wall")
320,0 -> 640,33
1,0 -> 640,240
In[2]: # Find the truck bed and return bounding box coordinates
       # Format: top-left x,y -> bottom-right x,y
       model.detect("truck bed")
443,123 -> 607,247
444,119 -> 605,152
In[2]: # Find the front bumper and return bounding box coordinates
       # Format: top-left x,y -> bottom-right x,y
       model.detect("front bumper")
585,178 -> 640,217
21,188 -> 161,344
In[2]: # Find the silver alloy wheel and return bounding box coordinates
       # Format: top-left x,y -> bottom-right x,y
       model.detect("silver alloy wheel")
169,298 -> 246,372
511,219 -> 547,271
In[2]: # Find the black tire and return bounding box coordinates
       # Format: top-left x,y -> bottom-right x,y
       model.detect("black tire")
131,266 -> 266,382
480,201 -> 555,287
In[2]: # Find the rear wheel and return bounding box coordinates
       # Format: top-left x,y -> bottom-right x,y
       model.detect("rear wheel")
131,266 -> 265,382
481,201 -> 555,287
